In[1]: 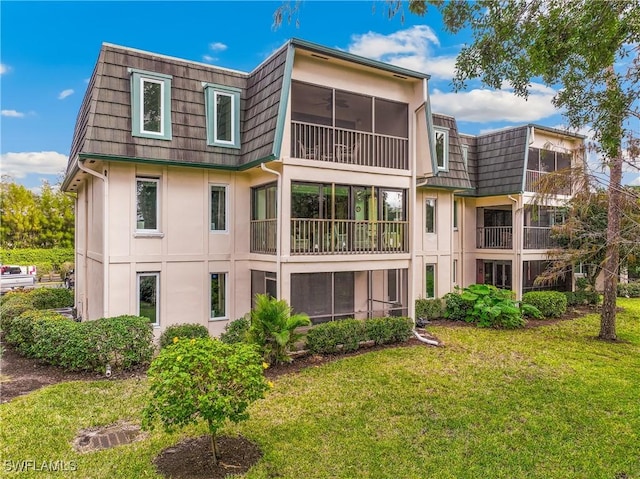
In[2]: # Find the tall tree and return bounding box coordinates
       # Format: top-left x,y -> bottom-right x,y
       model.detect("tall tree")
396,0 -> 640,340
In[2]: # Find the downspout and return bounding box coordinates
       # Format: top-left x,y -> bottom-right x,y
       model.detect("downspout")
260,162 -> 282,298
508,194 -> 521,299
77,159 -> 109,318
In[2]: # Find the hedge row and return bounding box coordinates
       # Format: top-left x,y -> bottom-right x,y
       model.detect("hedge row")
159,323 -> 210,349
0,248 -> 74,268
522,291 -> 568,318
304,316 -> 413,355
0,288 -> 74,331
4,312 -> 153,372
618,281 -> 640,298
415,298 -> 445,320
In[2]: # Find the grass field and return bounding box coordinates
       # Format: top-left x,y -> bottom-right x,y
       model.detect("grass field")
1,299 -> 639,478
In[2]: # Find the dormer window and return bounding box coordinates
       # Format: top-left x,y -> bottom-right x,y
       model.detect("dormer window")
204,83 -> 241,149
434,127 -> 449,171
130,69 -> 172,140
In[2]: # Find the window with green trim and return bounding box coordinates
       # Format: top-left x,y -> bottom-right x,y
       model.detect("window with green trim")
204,84 -> 241,149
130,69 -> 172,140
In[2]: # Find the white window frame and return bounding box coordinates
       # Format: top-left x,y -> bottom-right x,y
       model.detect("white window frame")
461,145 -> 468,169
453,259 -> 458,284
209,184 -> 228,233
210,272 -> 228,321
137,272 -> 160,327
425,264 -> 436,299
214,91 -> 235,145
135,177 -> 160,233
139,77 -> 165,136
434,128 -> 449,171
425,198 -> 436,234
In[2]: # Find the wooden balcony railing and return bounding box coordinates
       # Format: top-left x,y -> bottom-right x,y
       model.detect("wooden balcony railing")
291,219 -> 408,255
250,219 -> 277,254
476,226 -> 513,249
525,170 -> 572,194
523,226 -> 557,249
292,121 -> 409,170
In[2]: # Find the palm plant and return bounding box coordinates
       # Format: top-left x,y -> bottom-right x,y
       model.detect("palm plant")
248,294 -> 311,365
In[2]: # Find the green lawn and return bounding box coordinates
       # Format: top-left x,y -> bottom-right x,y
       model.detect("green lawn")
2,299 -> 639,478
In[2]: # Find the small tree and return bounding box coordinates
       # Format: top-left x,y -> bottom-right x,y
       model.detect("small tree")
142,337 -> 269,465
248,294 -> 311,365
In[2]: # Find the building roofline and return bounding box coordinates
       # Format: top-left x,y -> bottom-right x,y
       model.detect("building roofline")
289,38 -> 430,80
527,123 -> 587,139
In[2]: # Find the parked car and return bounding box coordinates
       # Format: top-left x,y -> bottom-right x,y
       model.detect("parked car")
1,274 -> 36,294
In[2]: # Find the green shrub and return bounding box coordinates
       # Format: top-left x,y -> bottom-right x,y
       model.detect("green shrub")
522,291 -> 568,318
220,315 -> 251,344
415,298 -> 445,320
617,281 -> 640,298
5,310 -> 67,355
248,294 -> 311,365
28,287 -> 74,309
0,248 -> 74,271
0,289 -> 30,306
565,290 -> 601,306
159,323 -> 210,349
142,338 -> 269,465
28,315 -> 153,372
443,291 -> 474,322
365,316 -> 413,344
0,295 -> 35,332
304,317 -> 412,355
304,319 -> 364,354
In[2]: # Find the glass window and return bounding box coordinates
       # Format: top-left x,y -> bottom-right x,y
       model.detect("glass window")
461,145 -> 468,168
374,98 -> 408,138
291,81 -> 333,126
215,92 -> 233,143
381,190 -> 405,222
527,147 -> 540,170
453,199 -> 459,229
210,185 -> 227,232
540,149 -> 555,172
136,178 -> 159,231
204,84 -> 241,148
453,260 -> 458,284
137,273 -> 159,325
425,264 -> 436,299
252,182 -> 277,220
211,273 -> 226,319
434,128 -> 448,170
251,270 -> 277,307
130,69 -> 172,140
142,79 -> 162,134
425,198 -> 436,233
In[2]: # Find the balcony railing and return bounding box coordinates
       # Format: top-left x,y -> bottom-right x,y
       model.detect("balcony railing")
291,219 -> 408,255
292,121 -> 409,170
476,226 -> 513,249
525,170 -> 572,194
524,226 -> 557,249
251,219 -> 277,254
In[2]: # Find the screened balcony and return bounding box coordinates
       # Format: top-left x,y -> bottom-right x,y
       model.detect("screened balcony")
523,206 -> 565,249
290,81 -> 409,170
291,219 -> 408,255
476,207 -> 513,249
525,147 -> 572,194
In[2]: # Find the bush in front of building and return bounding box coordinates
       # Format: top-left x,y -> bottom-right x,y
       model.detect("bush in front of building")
4,310 -> 67,355
0,294 -> 35,332
28,287 -> 74,309
22,315 -> 154,372
443,290 -> 475,322
564,290 -> 601,306
219,315 -> 251,344
159,323 -> 210,349
617,281 -> 640,298
522,291 -> 568,318
304,316 -> 413,355
415,298 -> 446,321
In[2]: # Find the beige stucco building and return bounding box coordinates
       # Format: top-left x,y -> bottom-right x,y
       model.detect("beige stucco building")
63,39 -> 585,336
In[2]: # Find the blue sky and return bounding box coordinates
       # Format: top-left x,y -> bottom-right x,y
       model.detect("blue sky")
1,0 -> 638,190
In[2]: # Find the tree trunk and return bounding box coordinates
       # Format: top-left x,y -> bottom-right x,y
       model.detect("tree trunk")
208,423 -> 219,466
600,153 -> 622,340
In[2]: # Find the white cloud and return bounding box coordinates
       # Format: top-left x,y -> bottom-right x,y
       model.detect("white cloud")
0,151 -> 68,179
209,42 -> 228,52
58,89 -> 74,100
0,63 -> 9,75
346,26 -> 456,79
1,110 -> 25,118
202,54 -> 216,63
431,83 -> 558,123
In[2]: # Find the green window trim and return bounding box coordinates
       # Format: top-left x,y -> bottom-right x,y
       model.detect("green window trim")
129,68 -> 172,140
204,83 -> 241,149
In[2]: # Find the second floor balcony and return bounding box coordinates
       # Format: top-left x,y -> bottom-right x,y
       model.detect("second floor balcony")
477,226 -> 513,249
292,121 -> 409,170
523,226 -> 558,249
